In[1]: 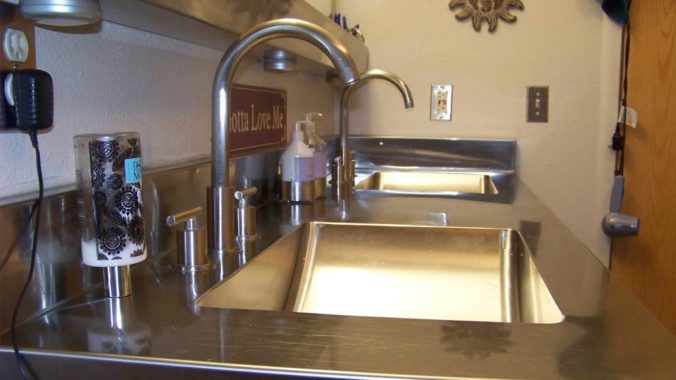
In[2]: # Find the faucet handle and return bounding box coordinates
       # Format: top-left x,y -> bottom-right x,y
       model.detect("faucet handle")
165,207 -> 211,272
166,207 -> 202,230
235,187 -> 259,263
234,187 -> 257,208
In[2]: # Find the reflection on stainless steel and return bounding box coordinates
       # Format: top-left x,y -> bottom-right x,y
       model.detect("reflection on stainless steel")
103,266 -> 132,298
280,179 -> 315,203
328,136 -> 517,203
0,192 -> 99,333
233,0 -> 291,23
208,17 -> 359,271
101,0 -> 369,76
178,270 -> 216,314
2,139 -> 676,379
263,48 -> 297,72
0,150 -> 279,334
87,297 -> 151,355
441,322 -> 512,359
197,222 -> 564,324
335,70 -> 414,196
354,171 -> 499,196
281,203 -> 316,227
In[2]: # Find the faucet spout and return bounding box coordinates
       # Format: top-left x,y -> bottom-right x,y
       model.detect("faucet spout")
209,19 -> 360,263
336,69 -> 414,196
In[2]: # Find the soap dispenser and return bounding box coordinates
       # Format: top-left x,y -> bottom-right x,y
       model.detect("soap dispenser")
300,113 -> 328,198
280,122 -> 315,203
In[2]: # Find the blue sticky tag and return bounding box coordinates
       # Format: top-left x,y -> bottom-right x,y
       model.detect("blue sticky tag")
124,158 -> 142,184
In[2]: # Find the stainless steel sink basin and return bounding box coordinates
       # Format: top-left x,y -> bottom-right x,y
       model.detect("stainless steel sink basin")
353,171 -> 498,196
197,222 -> 564,324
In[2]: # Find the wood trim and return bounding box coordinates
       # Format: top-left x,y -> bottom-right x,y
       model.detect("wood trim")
610,0 -> 676,335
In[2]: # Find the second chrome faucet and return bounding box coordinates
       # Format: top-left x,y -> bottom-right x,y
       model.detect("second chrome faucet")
334,69 -> 414,197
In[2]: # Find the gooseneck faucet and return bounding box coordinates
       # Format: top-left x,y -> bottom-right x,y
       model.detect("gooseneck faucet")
208,19 -> 359,262
335,70 -> 414,196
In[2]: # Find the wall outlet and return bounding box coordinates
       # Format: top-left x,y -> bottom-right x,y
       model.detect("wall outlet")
3,28 -> 29,63
527,86 -> 549,123
0,3 -> 35,71
430,84 -> 452,121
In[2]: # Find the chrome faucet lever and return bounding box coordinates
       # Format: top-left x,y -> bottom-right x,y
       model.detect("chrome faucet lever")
207,18 -> 360,273
235,187 -> 259,267
235,187 -> 258,241
335,69 -> 414,198
166,207 -> 212,272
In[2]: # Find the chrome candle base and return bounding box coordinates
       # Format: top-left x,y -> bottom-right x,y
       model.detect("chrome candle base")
103,266 -> 132,298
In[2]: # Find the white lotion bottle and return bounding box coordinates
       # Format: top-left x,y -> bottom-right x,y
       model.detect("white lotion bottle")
299,113 -> 328,198
280,123 -> 315,202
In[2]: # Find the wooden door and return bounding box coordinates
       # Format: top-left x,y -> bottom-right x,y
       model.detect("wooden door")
610,0 -> 676,335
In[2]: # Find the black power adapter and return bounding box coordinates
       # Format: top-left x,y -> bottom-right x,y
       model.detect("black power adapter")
0,68 -> 53,380
1,69 -> 53,133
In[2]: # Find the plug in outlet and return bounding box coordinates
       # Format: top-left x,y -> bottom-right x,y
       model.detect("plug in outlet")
3,28 -> 29,63
430,84 -> 452,121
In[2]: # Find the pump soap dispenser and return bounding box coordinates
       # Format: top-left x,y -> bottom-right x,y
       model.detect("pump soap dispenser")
300,113 -> 328,199
280,121 -> 315,203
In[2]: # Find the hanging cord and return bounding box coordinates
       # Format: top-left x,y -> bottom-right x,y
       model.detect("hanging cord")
614,0 -> 632,176
0,199 -> 38,272
9,130 -> 43,380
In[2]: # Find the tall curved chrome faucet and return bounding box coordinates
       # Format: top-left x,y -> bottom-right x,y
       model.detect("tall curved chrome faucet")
335,69 -> 414,196
209,19 -> 359,261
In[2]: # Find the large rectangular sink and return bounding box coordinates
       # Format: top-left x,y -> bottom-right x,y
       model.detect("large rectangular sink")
197,222 -> 564,324
354,171 -> 498,197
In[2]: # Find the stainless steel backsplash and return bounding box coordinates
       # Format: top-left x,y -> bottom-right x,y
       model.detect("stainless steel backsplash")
0,149 -> 281,333
0,137 -> 516,333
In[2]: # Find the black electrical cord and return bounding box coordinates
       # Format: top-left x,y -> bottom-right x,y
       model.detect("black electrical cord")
614,0 -> 632,176
9,130 -> 43,380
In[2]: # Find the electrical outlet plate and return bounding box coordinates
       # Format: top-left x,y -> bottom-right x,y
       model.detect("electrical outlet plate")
527,86 -> 549,123
430,84 -> 452,121
0,5 -> 35,71
3,28 -> 29,63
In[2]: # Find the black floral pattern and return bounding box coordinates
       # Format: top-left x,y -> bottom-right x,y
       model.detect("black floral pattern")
91,165 -> 105,188
105,210 -> 127,229
91,140 -> 119,164
87,134 -> 145,263
128,217 -> 144,245
112,138 -> 141,172
99,227 -> 127,256
116,186 -> 140,217
106,173 -> 123,190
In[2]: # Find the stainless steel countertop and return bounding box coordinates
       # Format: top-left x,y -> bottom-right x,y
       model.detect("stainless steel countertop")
2,180 -> 676,379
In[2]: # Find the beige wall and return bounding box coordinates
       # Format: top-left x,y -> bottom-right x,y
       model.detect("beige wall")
337,0 -> 622,264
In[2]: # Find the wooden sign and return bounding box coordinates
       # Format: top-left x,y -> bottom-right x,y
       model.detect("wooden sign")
230,84 -> 287,155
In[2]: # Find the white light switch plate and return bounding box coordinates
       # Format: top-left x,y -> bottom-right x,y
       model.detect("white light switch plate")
430,84 -> 452,121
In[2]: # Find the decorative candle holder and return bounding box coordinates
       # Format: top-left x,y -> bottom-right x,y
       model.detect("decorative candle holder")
74,132 -> 146,297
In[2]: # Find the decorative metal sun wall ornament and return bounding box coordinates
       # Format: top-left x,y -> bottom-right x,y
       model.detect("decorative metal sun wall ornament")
449,0 -> 524,33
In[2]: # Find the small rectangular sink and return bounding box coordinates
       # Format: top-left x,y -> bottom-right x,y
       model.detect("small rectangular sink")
354,171 -> 498,196
197,222 -> 564,324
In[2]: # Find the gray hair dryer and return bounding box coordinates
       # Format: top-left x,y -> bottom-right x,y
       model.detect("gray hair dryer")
602,175 -> 639,236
